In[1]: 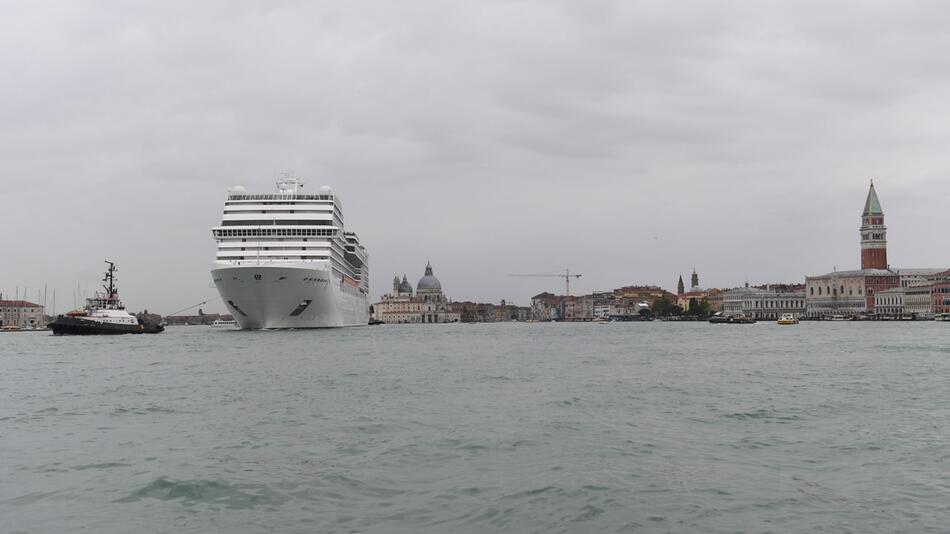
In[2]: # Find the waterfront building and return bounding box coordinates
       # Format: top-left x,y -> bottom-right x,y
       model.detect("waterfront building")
372,263 -> 458,323
873,287 -> 906,318
493,301 -> 531,322
561,296 -> 579,321
721,286 -> 806,320
933,272 -> 950,314
674,270 -> 717,312
872,283 -> 934,319
531,292 -> 562,320
897,269 -> 946,288
615,286 -> 677,305
529,283 -> 684,321
705,288 -> 723,312
592,291 -> 613,319
805,181 -> 899,318
608,298 -> 650,318
906,283 -> 936,318
804,269 -> 896,318
0,298 -> 46,329
449,301 -> 497,323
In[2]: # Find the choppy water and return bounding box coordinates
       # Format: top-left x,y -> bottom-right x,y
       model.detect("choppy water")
2,322 -> 950,533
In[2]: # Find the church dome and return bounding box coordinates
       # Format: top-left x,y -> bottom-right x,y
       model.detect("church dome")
417,262 -> 442,292
398,275 -> 413,294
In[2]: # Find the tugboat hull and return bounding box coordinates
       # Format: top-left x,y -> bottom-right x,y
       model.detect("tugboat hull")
48,316 -> 164,335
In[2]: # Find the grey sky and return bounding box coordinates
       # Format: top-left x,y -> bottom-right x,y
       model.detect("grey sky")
2,1 -> 949,313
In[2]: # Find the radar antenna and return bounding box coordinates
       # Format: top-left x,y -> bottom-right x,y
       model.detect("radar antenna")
276,170 -> 304,193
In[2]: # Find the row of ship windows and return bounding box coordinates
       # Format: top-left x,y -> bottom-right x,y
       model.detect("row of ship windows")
224,200 -> 333,205
221,256 -> 328,261
214,229 -> 337,237
227,194 -> 335,201
224,210 -> 334,214
221,220 -> 333,226
222,247 -> 330,251
223,202 -> 344,218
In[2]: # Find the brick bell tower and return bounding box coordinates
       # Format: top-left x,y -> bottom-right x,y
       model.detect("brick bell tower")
860,179 -> 887,270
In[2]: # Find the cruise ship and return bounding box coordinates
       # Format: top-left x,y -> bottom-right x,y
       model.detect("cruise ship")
210,174 -> 369,328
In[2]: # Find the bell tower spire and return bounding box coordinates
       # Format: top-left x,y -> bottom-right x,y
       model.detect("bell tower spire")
860,179 -> 887,270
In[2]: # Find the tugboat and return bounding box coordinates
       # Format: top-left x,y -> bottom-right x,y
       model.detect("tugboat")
48,261 -> 164,335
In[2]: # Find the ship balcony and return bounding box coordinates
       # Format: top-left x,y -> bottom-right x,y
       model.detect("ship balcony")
217,240 -> 332,249
221,213 -> 334,222
216,250 -> 332,259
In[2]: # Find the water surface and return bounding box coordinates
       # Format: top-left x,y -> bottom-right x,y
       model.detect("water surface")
2,322 -> 949,532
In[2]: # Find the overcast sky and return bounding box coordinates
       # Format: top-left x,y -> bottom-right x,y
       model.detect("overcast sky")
2,1 -> 949,313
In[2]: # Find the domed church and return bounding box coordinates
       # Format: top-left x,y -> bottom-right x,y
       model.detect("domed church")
372,262 -> 458,324
416,262 -> 443,301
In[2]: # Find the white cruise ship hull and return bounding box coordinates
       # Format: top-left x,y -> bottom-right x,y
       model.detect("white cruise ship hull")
211,263 -> 368,329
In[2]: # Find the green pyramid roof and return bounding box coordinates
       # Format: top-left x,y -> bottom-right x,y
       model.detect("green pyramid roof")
863,181 -> 883,216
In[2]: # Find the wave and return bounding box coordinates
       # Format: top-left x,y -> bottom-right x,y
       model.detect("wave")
116,477 -> 288,509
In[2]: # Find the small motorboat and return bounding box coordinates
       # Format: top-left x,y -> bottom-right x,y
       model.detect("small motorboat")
709,313 -> 756,324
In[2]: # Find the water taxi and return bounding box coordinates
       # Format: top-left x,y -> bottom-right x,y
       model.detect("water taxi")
777,313 -> 799,325
935,313 -> 950,322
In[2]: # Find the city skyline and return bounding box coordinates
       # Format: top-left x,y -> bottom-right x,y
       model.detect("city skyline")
2,2 -> 949,313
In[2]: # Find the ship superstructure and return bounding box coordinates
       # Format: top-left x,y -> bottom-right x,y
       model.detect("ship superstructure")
210,174 -> 369,328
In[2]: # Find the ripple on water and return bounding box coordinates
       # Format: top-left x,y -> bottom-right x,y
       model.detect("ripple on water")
73,462 -> 131,471
723,408 -> 802,423
116,477 -> 288,509
110,406 -> 180,416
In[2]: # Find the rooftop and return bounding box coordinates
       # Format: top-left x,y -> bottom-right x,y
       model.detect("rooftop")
863,181 -> 883,216
0,300 -> 42,308
807,268 -> 895,280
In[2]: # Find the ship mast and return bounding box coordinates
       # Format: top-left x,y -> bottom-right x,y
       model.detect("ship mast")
102,260 -> 117,298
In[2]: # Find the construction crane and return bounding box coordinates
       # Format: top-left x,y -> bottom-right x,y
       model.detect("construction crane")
507,269 -> 582,296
